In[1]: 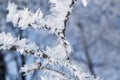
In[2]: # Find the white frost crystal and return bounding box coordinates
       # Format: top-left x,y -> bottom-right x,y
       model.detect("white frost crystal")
0,32 -> 40,55
45,44 -> 67,59
7,1 -> 43,29
0,32 -> 16,49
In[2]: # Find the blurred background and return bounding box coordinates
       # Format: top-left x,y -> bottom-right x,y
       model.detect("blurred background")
0,0 -> 120,80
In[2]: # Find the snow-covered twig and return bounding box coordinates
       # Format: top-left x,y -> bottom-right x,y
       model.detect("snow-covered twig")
20,58 -> 101,80
0,32 -> 49,58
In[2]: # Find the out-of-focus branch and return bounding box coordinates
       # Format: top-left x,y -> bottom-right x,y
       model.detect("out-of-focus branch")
0,51 -> 6,80
77,23 -> 95,75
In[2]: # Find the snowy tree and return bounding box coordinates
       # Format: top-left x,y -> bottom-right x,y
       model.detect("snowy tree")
0,0 -> 102,80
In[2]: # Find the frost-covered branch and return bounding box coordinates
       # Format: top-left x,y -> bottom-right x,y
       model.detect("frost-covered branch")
7,0 -> 88,32
20,59 -> 101,80
0,32 -> 70,59
7,0 -> 74,33
1,0 -> 102,80
0,32 -> 48,58
6,0 -> 75,59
